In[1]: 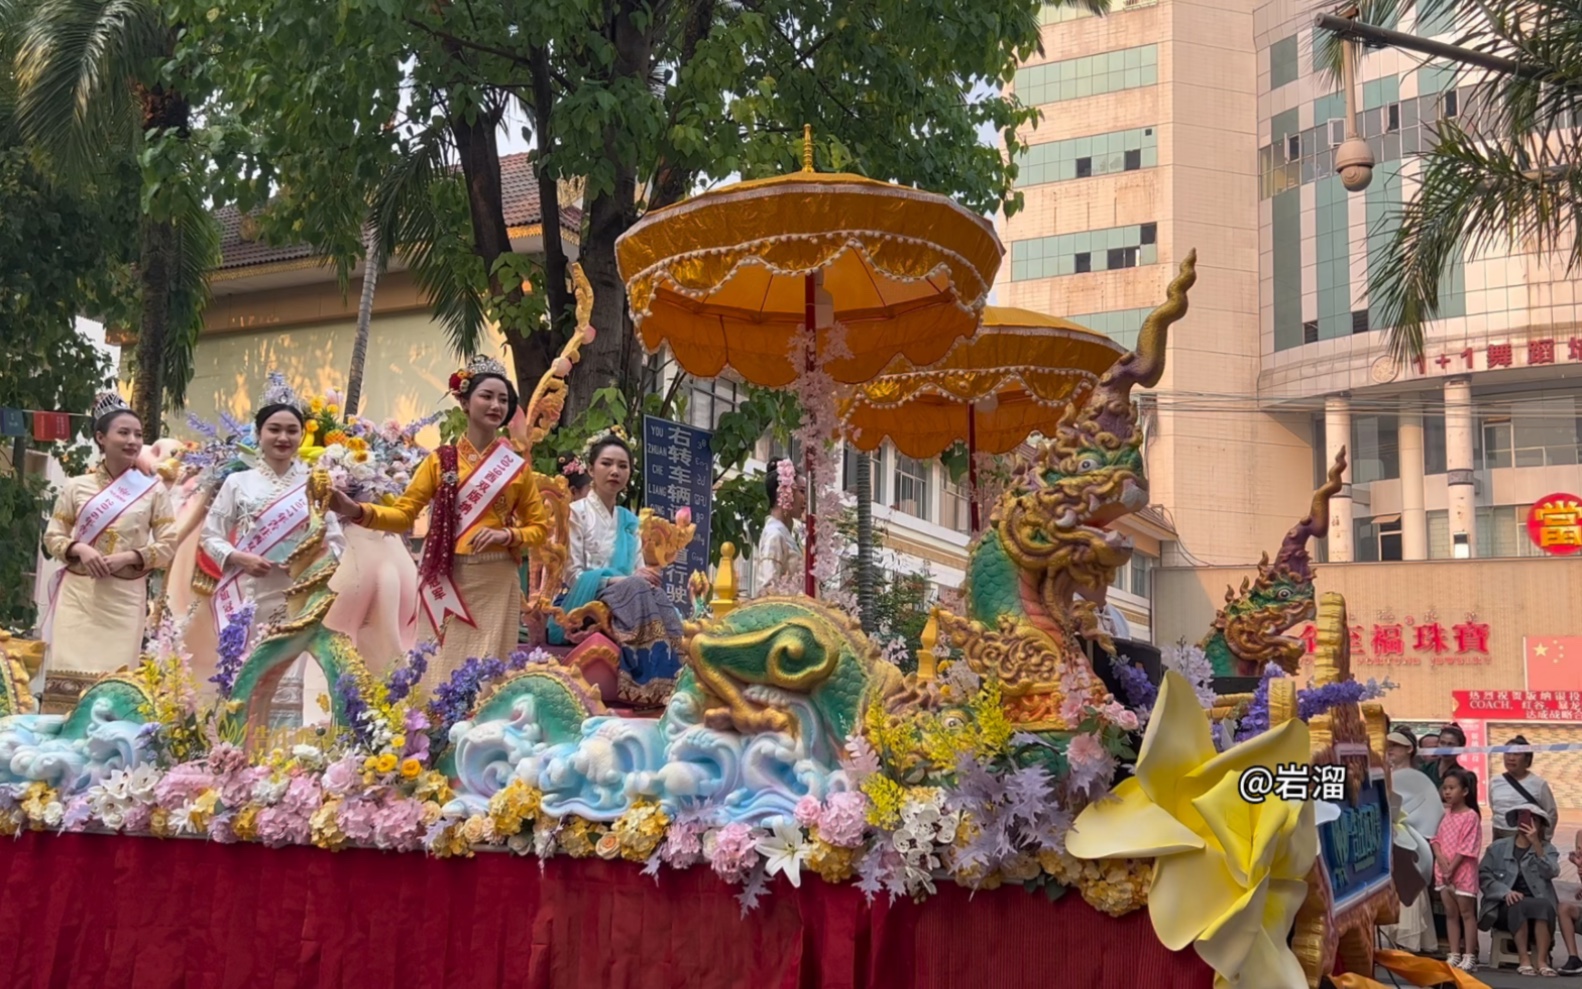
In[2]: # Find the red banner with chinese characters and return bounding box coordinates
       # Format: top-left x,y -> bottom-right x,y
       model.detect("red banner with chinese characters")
1451,689 -> 1582,722
1295,612 -> 1491,667
1528,493 -> 1582,555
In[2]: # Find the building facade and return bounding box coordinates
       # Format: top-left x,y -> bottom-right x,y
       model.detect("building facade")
1011,0 -> 1582,743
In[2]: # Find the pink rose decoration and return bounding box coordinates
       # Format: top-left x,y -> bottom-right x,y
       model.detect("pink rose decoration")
255,804 -> 309,847
794,796 -> 822,828
816,791 -> 869,848
675,507 -> 692,525
551,357 -> 573,377
371,797 -> 426,852
219,766 -> 264,809
322,755 -> 362,797
337,796 -> 381,844
708,823 -> 759,883
155,762 -> 216,810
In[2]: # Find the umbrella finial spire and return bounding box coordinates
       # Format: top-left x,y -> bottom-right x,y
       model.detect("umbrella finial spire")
802,124 -> 815,172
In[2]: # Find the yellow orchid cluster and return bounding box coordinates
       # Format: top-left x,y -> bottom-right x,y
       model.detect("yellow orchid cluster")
859,773 -> 909,830
135,653 -> 205,764
310,798 -> 347,850
610,800 -> 669,862
862,679 -> 1013,784
17,781 -> 62,832
1040,849 -> 1153,917
487,778 -> 542,837
1065,671 -> 1318,989
806,832 -> 861,883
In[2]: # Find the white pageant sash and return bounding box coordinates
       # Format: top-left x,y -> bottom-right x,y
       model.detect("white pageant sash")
211,481 -> 310,633
41,470 -> 160,642
420,442 -> 525,636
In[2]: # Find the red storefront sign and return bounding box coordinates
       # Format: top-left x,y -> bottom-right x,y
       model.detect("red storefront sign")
1527,493 -> 1582,555
1451,689 -> 1582,722
1296,612 -> 1491,667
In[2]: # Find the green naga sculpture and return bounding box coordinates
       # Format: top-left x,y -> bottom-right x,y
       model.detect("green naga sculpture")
1200,448 -> 1347,677
933,251 -> 1197,733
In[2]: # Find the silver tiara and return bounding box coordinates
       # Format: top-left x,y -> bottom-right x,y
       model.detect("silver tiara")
463,355 -> 509,379
90,391 -> 132,421
261,372 -> 305,412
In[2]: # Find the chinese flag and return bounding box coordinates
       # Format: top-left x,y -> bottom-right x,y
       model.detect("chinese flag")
1525,636 -> 1582,691
31,411 -> 72,442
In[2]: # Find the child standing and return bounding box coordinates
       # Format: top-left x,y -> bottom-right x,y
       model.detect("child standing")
1434,767 -> 1483,972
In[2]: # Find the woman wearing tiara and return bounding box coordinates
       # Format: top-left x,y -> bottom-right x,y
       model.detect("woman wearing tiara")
330,356 -> 548,687
551,433 -> 684,708
753,458 -> 805,598
201,375 -> 345,712
41,393 -> 177,694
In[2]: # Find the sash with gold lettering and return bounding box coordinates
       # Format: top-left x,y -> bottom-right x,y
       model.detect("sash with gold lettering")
211,481 -> 310,632
421,441 -> 525,635
41,469 -> 161,642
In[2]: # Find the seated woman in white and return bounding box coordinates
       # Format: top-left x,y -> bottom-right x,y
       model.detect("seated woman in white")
551,435 -> 683,709
753,458 -> 805,598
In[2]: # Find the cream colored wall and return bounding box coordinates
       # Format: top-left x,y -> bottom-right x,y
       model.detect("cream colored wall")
1154,558 -> 1582,719
183,305 -> 507,450
1001,0 -> 1313,566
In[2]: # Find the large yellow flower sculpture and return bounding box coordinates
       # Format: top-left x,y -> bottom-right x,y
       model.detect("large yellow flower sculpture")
1066,671 -> 1318,989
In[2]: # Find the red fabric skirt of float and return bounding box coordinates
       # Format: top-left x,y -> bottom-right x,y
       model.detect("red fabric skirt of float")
0,831 -> 1213,989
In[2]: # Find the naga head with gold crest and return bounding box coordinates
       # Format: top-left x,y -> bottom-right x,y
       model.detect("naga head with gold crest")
992,251 -> 1196,610
1208,448 -> 1347,675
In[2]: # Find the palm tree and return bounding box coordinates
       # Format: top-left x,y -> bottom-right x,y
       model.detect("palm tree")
343,226 -> 384,417
1316,0 -> 1582,363
3,0 -> 219,439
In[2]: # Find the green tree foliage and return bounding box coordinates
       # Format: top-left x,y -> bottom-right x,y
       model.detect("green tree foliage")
1315,0 -> 1582,361
3,0 -> 221,437
170,0 -> 1079,422
0,137 -> 128,625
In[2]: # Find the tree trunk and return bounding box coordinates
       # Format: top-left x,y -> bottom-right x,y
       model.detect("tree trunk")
448,99 -> 555,392
344,227 -> 381,416
131,217 -> 174,441
528,45 -> 573,340
128,79 -> 189,440
855,451 -> 876,632
566,2 -> 656,422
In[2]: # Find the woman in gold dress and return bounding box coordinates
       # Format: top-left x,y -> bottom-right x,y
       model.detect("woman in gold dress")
41,393 -> 176,696
330,356 -> 548,688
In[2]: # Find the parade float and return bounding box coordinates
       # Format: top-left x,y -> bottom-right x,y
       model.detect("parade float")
0,163 -> 1485,989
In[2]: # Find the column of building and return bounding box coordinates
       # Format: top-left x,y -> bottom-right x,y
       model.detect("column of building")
1398,407 -> 1427,560
1444,377 -> 1477,557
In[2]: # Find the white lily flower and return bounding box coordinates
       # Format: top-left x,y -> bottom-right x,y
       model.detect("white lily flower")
756,821 -> 810,889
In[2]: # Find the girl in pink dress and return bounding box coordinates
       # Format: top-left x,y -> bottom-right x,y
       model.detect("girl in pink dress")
1434,767 -> 1483,971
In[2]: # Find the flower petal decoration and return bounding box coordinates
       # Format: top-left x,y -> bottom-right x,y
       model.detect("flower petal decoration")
756,821 -> 810,889
1065,670 -> 1317,988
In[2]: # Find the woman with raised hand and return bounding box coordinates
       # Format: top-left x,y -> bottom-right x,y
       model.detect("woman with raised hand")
41,393 -> 176,694
202,375 -> 345,645
330,356 -> 547,688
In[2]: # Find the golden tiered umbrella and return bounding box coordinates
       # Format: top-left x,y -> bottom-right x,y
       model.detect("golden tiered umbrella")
844,308 -> 1123,531
616,127 -> 1003,594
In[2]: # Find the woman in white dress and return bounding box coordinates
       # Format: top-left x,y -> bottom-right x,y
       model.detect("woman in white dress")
551,435 -> 683,708
200,376 -> 343,714
41,393 -> 177,702
753,458 -> 805,598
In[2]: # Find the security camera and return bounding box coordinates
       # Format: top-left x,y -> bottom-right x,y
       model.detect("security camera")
1336,137 -> 1374,192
